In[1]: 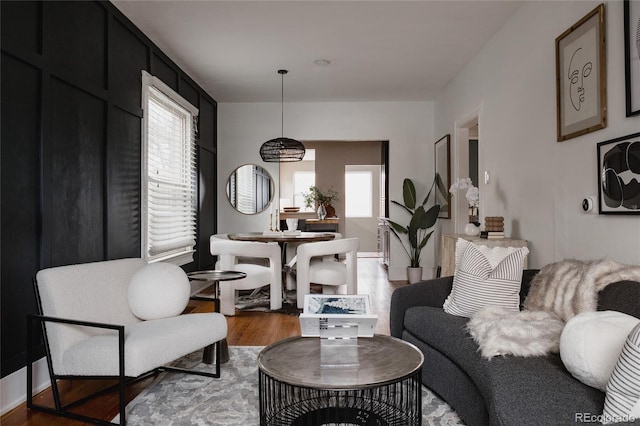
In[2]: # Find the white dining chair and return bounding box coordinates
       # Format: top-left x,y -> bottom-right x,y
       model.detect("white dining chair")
285,233 -> 342,291
210,237 -> 282,316
294,237 -> 359,309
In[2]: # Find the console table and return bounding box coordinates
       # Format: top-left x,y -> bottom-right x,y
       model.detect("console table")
258,335 -> 423,425
279,213 -> 340,233
440,233 -> 529,277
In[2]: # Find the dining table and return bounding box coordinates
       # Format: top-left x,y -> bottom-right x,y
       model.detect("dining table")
227,231 -> 336,290
226,231 -> 336,244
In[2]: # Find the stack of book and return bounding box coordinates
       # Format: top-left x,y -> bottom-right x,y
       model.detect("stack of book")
481,216 -> 505,239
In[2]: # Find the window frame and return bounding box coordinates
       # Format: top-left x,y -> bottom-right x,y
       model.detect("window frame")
141,71 -> 199,265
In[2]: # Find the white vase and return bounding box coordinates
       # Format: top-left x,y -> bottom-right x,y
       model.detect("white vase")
285,218 -> 298,231
464,222 -> 480,236
407,267 -> 423,283
317,203 -> 327,220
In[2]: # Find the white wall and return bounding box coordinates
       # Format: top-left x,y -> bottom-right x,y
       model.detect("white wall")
218,101 -> 435,279
434,0 -> 640,268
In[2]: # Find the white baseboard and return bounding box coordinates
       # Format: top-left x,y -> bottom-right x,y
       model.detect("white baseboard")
1,357 -> 50,415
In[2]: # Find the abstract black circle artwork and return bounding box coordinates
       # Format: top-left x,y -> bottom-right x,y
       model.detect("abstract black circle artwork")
597,132 -> 640,214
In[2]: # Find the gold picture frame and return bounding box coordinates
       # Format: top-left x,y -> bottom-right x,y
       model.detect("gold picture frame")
624,0 -> 640,117
555,4 -> 607,142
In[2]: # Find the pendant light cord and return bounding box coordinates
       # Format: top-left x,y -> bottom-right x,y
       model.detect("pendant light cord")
259,69 -> 305,162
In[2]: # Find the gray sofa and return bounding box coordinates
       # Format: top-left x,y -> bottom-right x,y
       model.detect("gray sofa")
390,270 -> 640,426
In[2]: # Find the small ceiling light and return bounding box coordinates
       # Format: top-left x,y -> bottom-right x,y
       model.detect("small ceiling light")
313,59 -> 331,67
259,70 -> 305,163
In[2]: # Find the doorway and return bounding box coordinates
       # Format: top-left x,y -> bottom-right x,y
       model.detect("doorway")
453,112 -> 480,233
345,165 -> 381,252
279,140 -> 389,250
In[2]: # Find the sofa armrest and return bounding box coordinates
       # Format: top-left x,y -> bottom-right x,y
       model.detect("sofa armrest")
597,280 -> 640,319
390,276 -> 454,338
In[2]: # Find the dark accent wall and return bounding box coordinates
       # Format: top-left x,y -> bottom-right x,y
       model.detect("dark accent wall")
1,0 -> 218,377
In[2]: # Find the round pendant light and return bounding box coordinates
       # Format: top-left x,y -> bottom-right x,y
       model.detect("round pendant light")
260,70 -> 305,162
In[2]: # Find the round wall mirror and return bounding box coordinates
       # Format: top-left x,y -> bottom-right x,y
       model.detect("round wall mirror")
226,164 -> 274,214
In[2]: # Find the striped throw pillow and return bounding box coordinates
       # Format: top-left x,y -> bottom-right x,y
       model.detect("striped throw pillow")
603,323 -> 640,424
454,238 -> 524,271
443,242 -> 529,317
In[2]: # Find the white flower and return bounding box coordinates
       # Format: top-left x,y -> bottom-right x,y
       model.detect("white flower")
466,187 -> 479,207
449,177 -> 479,207
449,177 -> 473,194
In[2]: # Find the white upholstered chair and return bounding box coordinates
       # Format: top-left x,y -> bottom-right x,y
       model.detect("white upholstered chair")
27,258 -> 227,425
285,233 -> 342,290
294,237 -> 359,309
209,237 -> 282,316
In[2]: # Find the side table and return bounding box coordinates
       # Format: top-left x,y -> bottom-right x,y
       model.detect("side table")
440,233 -> 528,277
187,270 -> 246,364
258,335 -> 423,425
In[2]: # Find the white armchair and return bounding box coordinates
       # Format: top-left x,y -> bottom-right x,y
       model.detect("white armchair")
285,233 -> 342,290
294,238 -> 359,309
27,258 -> 227,425
209,238 -> 282,316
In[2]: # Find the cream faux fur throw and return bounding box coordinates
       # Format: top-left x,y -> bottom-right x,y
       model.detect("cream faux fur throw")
467,307 -> 564,359
524,259 -> 640,321
467,259 -> 640,359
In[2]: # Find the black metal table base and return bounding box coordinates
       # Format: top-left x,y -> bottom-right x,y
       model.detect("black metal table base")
259,369 -> 422,426
188,270 -> 246,365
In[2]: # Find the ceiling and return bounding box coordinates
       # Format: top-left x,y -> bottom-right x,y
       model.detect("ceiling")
112,0 -> 523,103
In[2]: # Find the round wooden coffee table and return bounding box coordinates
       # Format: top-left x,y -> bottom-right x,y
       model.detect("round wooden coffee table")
257,335 -> 423,425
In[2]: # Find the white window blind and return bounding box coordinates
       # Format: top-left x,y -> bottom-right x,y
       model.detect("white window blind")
142,71 -> 198,265
236,165 -> 257,213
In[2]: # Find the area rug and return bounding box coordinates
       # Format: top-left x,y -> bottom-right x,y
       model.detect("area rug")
235,288 -> 300,314
115,346 -> 464,425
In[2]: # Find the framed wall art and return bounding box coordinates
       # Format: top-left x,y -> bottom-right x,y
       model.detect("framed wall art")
556,4 -> 607,141
434,134 -> 451,219
625,0 -> 640,116
597,131 -> 640,214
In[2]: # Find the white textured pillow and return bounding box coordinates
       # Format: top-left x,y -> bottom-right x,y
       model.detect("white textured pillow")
603,322 -> 640,424
560,311 -> 639,391
443,241 -> 529,317
127,263 -> 190,320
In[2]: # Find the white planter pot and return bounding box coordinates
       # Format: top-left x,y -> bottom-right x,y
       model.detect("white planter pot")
407,267 -> 423,284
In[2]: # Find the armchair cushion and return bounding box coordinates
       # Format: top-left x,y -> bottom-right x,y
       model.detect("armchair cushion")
36,258 -> 146,374
36,258 -> 228,378
309,260 -> 346,286
127,262 -> 190,320
62,312 -> 227,377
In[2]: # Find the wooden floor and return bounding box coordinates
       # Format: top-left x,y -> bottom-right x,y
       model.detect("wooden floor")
2,257 -> 405,426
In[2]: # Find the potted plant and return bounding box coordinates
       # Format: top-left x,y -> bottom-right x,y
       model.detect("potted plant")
302,186 -> 340,218
388,178 -> 440,283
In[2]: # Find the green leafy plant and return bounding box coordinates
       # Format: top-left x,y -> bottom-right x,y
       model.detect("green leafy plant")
302,186 -> 340,209
388,178 -> 440,268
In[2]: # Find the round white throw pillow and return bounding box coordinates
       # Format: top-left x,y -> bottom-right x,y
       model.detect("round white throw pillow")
127,263 -> 190,320
560,311 -> 640,391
